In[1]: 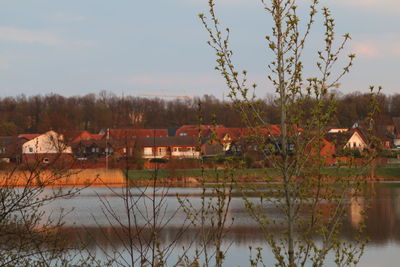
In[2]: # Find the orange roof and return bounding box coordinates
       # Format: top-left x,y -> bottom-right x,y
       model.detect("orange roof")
18,134 -> 40,140
216,126 -> 281,140
175,125 -> 223,137
108,129 -> 168,139
70,131 -> 105,143
90,134 -> 104,140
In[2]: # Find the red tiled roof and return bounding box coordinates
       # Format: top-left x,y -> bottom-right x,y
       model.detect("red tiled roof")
216,126 -> 281,140
175,125 -> 222,137
90,134 -> 104,140
18,134 -> 40,140
70,131 -> 105,143
108,129 -> 168,139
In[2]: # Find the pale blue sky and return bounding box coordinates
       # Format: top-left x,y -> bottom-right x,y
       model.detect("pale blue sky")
0,0 -> 399,98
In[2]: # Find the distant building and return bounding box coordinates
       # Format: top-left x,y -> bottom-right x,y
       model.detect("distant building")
22,130 -> 72,164
138,136 -> 202,159
325,128 -> 368,152
0,136 -> 26,163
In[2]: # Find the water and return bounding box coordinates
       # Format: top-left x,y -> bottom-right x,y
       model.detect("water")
40,182 -> 400,266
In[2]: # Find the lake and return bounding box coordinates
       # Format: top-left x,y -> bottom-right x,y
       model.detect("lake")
41,182 -> 400,266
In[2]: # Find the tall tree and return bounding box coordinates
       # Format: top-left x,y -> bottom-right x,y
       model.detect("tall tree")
200,0 -> 378,266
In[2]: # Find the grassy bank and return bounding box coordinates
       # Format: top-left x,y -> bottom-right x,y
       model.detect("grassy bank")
127,164 -> 400,181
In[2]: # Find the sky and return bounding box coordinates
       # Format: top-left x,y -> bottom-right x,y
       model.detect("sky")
0,0 -> 399,98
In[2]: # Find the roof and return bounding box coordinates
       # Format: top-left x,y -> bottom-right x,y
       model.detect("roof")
324,128 -> 367,148
0,136 -> 21,145
325,132 -> 353,146
108,129 -> 168,139
66,131 -> 105,143
0,136 -> 27,158
18,134 -> 40,140
72,139 -> 108,149
137,136 -> 201,147
374,125 -> 395,141
175,125 -> 223,137
216,126 -> 281,140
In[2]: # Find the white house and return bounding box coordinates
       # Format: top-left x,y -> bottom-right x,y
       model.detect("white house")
344,130 -> 368,150
22,131 -> 72,163
139,136 -> 201,159
325,129 -> 368,152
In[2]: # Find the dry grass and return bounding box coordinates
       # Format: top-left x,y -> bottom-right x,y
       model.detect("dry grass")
0,168 -> 126,187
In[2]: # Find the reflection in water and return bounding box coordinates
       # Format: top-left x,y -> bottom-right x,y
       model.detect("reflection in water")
40,183 -> 400,266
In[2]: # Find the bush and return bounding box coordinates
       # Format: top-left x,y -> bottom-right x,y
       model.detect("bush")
149,158 -> 168,163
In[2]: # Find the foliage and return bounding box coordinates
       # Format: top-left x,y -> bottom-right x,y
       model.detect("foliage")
199,0 -> 379,266
0,91 -> 397,135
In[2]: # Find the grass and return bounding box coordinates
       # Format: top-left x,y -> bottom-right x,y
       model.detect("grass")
127,168 -> 280,181
126,164 -> 400,181
376,166 -> 400,179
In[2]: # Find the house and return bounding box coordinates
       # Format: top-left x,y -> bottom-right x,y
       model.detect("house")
393,117 -> 400,148
216,126 -> 282,151
107,128 -> 168,140
0,136 -> 27,163
65,130 -> 104,144
72,139 -> 112,160
374,125 -> 395,149
325,128 -> 368,152
18,133 -> 40,140
352,118 -> 396,150
175,125 -> 223,138
328,128 -> 349,133
138,136 -> 201,159
22,130 -> 73,163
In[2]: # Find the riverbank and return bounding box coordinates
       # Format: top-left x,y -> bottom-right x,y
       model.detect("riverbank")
0,165 -> 399,187
0,169 -> 125,187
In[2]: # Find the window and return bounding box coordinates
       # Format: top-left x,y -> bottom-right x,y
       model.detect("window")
173,147 -> 178,152
29,147 -> 33,153
43,158 -> 50,164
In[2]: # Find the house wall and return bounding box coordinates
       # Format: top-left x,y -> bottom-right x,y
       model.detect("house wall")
171,146 -> 200,158
22,131 -> 72,154
394,139 -> 400,148
345,132 -> 367,150
143,146 -> 169,158
328,128 -> 348,133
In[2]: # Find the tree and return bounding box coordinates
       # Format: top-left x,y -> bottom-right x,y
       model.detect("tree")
0,156 -> 90,266
200,0 -> 378,266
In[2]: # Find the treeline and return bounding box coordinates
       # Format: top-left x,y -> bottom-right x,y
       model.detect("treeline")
0,91 -> 398,135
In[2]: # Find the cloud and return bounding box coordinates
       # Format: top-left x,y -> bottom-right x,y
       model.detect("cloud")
353,43 -> 380,58
351,34 -> 400,59
0,26 -> 93,47
327,0 -> 400,14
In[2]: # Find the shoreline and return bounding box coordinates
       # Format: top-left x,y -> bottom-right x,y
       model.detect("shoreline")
0,168 -> 398,187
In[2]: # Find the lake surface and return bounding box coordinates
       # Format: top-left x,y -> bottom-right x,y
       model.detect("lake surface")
41,182 -> 400,266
